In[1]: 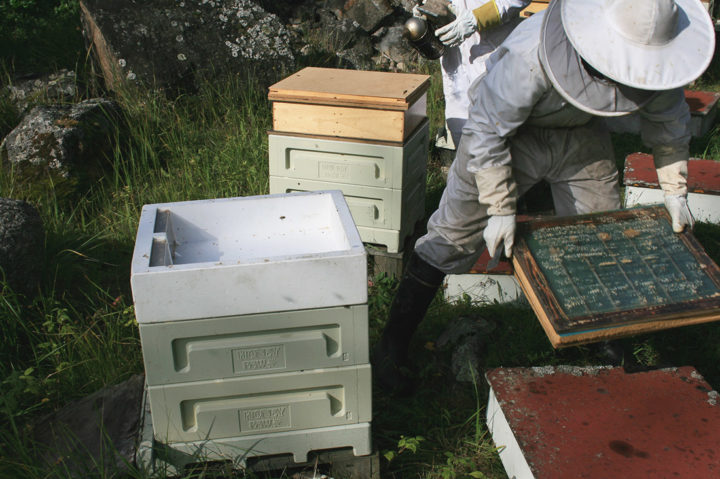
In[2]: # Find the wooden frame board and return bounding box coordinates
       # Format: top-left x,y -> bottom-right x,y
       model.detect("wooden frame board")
512,206 -> 720,348
268,67 -> 431,110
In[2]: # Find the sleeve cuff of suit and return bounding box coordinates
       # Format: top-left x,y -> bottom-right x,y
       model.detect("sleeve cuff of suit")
653,145 -> 688,196
474,165 -> 517,216
472,1 -> 502,30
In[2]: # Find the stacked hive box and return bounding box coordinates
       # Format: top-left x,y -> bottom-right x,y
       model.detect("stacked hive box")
130,191 -> 372,473
268,67 -> 431,253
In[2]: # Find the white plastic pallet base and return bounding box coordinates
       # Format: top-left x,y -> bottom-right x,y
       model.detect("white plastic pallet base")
136,390 -> 372,477
486,388 -> 535,479
623,187 -> 720,224
443,274 -> 523,304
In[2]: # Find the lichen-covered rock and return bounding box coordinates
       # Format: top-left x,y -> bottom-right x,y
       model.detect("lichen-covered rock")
375,23 -> 420,67
4,70 -> 78,115
278,1 -> 416,71
436,315 -> 496,383
0,98 -> 122,191
0,198 -> 45,296
79,0 -> 295,94
395,0 -> 418,12
32,374 -> 145,477
343,0 -> 394,33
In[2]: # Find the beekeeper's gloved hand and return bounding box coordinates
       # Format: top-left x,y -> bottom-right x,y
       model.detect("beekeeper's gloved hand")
484,214 -> 516,259
436,4 -> 477,47
412,1 -> 426,18
664,194 -> 694,233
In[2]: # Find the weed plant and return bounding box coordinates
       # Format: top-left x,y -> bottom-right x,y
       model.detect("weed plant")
2,3 -> 720,478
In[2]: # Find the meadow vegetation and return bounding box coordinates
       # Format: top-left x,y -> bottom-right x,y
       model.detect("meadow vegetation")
1,2 -> 720,478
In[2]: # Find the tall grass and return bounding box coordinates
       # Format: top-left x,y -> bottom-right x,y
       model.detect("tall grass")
0,62 -> 276,476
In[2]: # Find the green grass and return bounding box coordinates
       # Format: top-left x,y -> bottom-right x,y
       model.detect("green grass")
2,4 -> 720,478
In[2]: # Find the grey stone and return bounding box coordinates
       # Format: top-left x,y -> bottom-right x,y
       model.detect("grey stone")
0,98 -> 122,189
436,316 -> 496,383
0,198 -> 44,296
393,0 -> 419,13
337,31 -> 377,70
4,69 -> 78,115
343,0 -> 394,33
375,23 -> 420,66
31,374 -> 145,477
79,0 -> 295,94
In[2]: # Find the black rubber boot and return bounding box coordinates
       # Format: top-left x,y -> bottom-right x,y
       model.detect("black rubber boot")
372,252 -> 445,396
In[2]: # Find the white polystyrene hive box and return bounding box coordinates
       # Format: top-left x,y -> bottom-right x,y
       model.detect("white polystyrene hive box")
130,191 -> 367,324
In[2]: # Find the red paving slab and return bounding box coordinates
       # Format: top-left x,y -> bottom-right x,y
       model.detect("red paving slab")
685,90 -> 720,116
486,366 -> 720,478
623,153 -> 720,194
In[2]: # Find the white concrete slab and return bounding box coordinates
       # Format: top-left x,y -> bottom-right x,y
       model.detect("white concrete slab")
443,273 -> 523,304
624,187 -> 720,224
486,388 -> 534,479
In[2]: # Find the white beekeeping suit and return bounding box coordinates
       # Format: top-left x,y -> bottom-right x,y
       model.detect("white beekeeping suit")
433,0 -> 532,147
372,0 -> 715,396
415,0 -> 714,273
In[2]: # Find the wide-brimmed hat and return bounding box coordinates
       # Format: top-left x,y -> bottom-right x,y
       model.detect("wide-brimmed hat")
539,0 -> 715,116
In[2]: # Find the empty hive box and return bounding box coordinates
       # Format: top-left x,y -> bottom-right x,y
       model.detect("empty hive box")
267,67 -> 431,253
130,191 -> 367,323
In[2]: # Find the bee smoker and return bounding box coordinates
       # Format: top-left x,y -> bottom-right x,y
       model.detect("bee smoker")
404,16 -> 446,60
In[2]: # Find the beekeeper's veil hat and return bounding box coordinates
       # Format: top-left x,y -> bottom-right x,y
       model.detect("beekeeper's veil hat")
539,0 -> 715,116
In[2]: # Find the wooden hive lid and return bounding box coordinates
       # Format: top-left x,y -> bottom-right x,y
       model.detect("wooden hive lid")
268,67 -> 431,111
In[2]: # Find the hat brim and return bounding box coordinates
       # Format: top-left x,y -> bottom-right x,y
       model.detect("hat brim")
539,1 -> 658,117
561,0 -> 715,90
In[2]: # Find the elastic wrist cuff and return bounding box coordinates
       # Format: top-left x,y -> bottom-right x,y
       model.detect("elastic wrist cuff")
474,166 -> 517,216
473,1 -> 501,30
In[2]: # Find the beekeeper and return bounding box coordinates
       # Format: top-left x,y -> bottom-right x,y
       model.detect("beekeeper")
417,0 -> 532,147
375,0 -> 716,393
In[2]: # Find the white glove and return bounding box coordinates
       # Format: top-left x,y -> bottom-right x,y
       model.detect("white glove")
435,4 -> 477,47
664,194 -> 694,233
484,214 -> 516,259
412,4 -> 426,18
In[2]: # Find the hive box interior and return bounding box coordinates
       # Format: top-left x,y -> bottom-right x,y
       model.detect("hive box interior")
131,191 -> 367,323
148,193 -> 354,266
